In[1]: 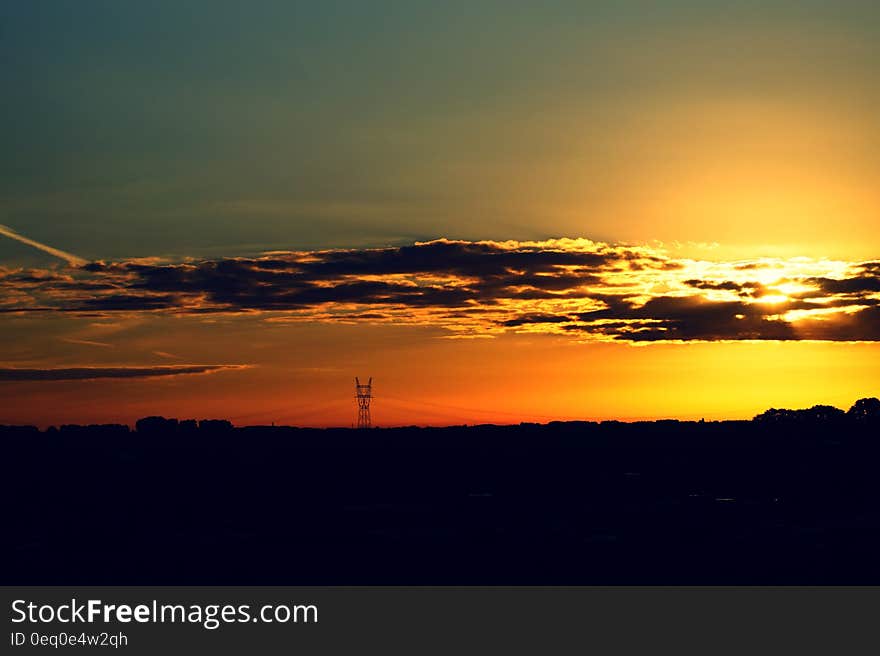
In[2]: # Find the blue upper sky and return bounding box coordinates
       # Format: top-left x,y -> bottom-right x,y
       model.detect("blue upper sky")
2,1 -> 879,262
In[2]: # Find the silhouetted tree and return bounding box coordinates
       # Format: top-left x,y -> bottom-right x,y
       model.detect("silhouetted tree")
848,397 -> 880,421
0,425 -> 39,434
753,405 -> 846,423
753,408 -> 798,423
135,416 -> 179,434
198,419 -> 233,432
806,405 -> 847,422
60,424 -> 129,436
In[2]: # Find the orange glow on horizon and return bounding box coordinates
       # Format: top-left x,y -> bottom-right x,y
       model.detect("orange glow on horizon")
2,331 -> 879,429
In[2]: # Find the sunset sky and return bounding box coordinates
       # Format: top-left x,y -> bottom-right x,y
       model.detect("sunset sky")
2,1 -> 879,427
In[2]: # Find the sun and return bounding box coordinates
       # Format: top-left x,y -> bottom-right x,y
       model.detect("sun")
755,294 -> 790,305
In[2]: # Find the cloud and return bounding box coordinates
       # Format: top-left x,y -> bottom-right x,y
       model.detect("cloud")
0,365 -> 249,381
60,338 -> 114,348
0,224 -> 86,266
806,276 -> 880,295
1,238 -> 879,343
152,351 -> 182,359
572,295 -> 799,341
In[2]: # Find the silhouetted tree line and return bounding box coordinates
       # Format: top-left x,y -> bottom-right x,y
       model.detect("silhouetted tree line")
2,397 -> 880,586
134,416 -> 233,434
0,398 -> 878,435
753,398 -> 880,424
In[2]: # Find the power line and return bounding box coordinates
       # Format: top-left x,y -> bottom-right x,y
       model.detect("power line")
380,392 -> 585,422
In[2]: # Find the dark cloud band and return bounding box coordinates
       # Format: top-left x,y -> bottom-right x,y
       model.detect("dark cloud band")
0,365 -> 247,381
2,238 -> 879,343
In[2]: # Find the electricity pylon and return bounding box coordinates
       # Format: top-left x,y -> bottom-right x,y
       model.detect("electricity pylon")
355,377 -> 373,429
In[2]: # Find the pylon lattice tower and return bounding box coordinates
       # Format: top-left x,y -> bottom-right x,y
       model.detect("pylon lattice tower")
355,377 -> 373,429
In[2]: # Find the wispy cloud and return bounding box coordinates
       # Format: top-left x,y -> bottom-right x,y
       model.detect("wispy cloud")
0,365 -> 249,381
152,351 -> 182,360
1,238 -> 879,343
60,337 -> 114,348
0,224 -> 86,267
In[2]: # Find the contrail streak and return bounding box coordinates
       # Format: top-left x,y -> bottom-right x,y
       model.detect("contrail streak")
0,224 -> 86,266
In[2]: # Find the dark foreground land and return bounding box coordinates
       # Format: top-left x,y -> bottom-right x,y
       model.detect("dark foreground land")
4,402 -> 880,584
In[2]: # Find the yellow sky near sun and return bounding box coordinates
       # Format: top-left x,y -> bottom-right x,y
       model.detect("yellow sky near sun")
528,98 -> 880,262
2,315 -> 879,427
